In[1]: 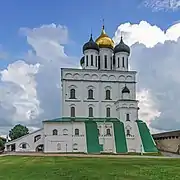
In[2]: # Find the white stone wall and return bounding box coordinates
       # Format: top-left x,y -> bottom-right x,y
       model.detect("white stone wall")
97,122 -> 116,153
61,68 -> 137,119
43,121 -> 87,153
99,48 -> 113,70
124,121 -> 143,152
5,129 -> 44,152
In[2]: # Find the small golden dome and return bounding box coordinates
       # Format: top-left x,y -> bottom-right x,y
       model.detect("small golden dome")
95,25 -> 114,49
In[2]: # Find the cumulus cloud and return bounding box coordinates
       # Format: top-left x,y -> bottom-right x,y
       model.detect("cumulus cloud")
142,0 -> 180,11
2,20 -> 180,135
113,20 -> 180,132
0,24 -> 78,135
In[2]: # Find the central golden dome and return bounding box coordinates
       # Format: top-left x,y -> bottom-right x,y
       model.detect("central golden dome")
95,25 -> 114,49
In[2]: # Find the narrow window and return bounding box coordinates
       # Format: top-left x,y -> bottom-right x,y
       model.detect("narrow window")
70,89 -> 76,99
75,129 -> 79,136
98,129 -> 100,136
105,90 -> 111,100
86,55 -> 88,66
111,57 -> 112,69
104,55 -> 107,68
53,129 -> 58,135
91,55 -> 93,66
106,129 -> 111,136
89,107 -> 93,117
126,57 -> 128,69
88,89 -> 93,99
127,129 -> 130,136
95,56 -> 97,67
71,107 -> 75,117
106,107 -> 111,117
126,114 -> 130,121
122,57 -> 125,67
57,143 -> 61,150
117,57 -> 120,68
98,56 -> 100,69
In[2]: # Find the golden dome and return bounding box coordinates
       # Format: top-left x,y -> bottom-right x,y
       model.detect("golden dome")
95,25 -> 114,49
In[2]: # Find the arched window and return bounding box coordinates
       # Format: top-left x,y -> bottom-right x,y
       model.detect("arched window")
127,129 -> 130,136
91,55 -> 93,66
89,107 -> 93,117
71,107 -> 75,117
19,142 -> 30,149
106,129 -> 111,136
122,57 -> 125,67
63,129 -> 68,135
70,88 -> 76,99
126,114 -> 130,121
88,89 -> 93,99
57,143 -> 61,150
86,55 -> 88,66
104,55 -> 107,68
95,56 -> 98,67
53,129 -> 58,135
75,128 -> 79,136
106,107 -> 111,117
73,143 -> 78,150
105,90 -> 111,100
118,57 -> 120,68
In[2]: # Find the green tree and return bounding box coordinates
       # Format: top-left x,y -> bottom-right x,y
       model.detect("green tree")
0,138 -> 5,151
9,124 -> 29,141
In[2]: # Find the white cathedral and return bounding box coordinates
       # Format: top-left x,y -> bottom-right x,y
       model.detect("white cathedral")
5,25 -> 157,154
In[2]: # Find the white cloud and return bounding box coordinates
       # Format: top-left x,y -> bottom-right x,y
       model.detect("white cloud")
142,0 -> 180,11
0,24 -> 78,135
2,20 -> 180,135
113,20 -> 180,48
113,20 -> 180,132
0,60 -> 41,124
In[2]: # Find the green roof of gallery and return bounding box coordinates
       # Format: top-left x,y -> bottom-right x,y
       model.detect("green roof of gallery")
43,117 -> 120,123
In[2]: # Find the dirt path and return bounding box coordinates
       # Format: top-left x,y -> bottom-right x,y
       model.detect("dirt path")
0,152 -> 178,159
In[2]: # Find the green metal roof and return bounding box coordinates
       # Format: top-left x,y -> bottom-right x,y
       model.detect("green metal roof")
43,117 -> 120,123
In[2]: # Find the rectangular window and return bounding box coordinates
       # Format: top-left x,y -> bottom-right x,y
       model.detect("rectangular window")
86,55 -> 88,66
91,55 -> 93,66
126,114 -> 130,121
104,55 -> 107,68
71,107 -> 75,117
106,107 -> 111,117
118,57 -> 120,68
126,57 -> 128,69
122,57 -> 125,67
89,107 -> 93,117
95,56 -> 97,67
98,56 -> 100,69
110,57 -> 112,70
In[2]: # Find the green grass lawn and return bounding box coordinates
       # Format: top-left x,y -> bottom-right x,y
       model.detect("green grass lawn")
0,156 -> 180,180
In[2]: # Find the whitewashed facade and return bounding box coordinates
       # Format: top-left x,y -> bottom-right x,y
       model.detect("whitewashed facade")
5,25 -> 157,154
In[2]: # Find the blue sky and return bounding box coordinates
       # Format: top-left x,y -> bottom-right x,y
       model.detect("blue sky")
0,0 -> 179,62
2,0 -> 180,134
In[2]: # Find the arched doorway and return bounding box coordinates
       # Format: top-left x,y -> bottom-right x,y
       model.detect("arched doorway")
36,144 -> 44,152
